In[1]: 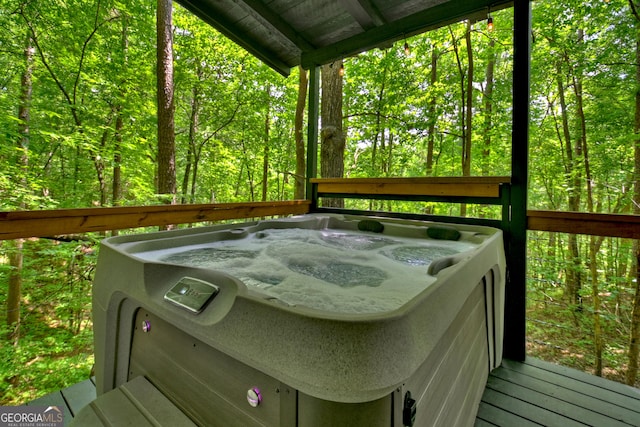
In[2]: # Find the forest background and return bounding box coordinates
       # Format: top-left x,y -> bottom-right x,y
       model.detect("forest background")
1,0 -> 640,404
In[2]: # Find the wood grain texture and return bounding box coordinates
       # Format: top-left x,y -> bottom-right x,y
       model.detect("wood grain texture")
0,201 -> 311,240
311,177 -> 511,198
527,210 -> 640,239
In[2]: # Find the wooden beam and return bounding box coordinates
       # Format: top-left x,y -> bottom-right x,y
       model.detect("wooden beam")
176,0 -> 293,76
342,0 -> 386,30
0,201 -> 311,240
527,210 -> 640,239
311,177 -> 511,198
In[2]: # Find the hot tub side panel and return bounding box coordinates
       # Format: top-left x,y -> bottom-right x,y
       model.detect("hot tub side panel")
401,270 -> 497,426
92,244 -> 146,395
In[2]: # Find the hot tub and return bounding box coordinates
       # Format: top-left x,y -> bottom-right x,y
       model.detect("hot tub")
79,214 -> 505,426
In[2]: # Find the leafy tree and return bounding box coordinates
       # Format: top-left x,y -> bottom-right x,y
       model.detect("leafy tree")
628,0 -> 640,386
320,60 -> 345,207
157,0 -> 176,204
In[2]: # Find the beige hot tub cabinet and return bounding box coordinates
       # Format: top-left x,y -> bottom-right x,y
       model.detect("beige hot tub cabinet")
73,214 -> 505,426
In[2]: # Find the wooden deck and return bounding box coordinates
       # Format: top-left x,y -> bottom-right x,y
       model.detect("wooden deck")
26,377 -> 96,426
26,358 -> 640,426
476,358 -> 640,426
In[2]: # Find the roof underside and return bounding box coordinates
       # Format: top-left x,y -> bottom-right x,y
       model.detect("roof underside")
176,0 -> 513,76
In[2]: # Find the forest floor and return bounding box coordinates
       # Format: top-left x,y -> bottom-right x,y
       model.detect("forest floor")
526,294 -> 638,388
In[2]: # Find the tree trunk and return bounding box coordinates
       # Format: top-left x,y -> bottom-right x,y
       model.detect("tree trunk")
482,38 -> 495,177
320,60 -> 345,208
96,116 -> 112,206
426,46 -> 438,177
630,246 -> 640,385
589,235 -> 605,376
463,20 -> 473,179
627,6 -> 640,385
450,23 -> 473,216
157,0 -> 176,205
294,66 -> 307,199
182,71 -> 200,204
7,31 -> 34,344
7,240 -> 23,345
556,59 -> 582,308
262,85 -> 271,202
461,20 -> 473,217
372,60 -> 389,175
112,15 -> 127,213
573,28 -> 604,375
113,111 -> 123,206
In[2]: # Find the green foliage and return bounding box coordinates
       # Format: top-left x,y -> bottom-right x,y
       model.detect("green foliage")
0,239 -> 97,405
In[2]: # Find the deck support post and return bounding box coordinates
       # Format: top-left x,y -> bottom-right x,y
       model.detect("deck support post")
504,0 -> 531,361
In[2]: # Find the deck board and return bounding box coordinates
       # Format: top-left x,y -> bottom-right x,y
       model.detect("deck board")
61,377 -> 97,416
26,378 -> 96,425
476,358 -> 640,427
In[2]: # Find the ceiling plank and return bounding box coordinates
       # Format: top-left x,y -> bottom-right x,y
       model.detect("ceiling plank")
178,0 -> 293,76
342,0 -> 386,30
241,0 -> 316,51
301,0 -> 512,68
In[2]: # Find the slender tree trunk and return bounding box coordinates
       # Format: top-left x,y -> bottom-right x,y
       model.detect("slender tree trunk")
262,85 -> 271,202
96,116 -> 112,206
157,0 -> 176,205
461,21 -> 474,217
8,33 -> 33,344
113,111 -> 123,207
294,66 -> 307,199
589,235 -> 605,376
463,20 -> 473,179
572,28 -> 604,375
482,38 -> 495,176
627,4 -> 640,385
7,240 -> 23,345
557,59 -> 583,308
450,22 -> 473,216
320,60 -> 345,208
183,72 -> 200,204
181,144 -> 194,204
426,46 -> 438,177
372,61 -> 388,175
191,152 -> 200,204
112,15 -> 127,213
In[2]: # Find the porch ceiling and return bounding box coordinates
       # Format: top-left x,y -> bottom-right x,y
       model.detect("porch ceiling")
176,0 -> 513,76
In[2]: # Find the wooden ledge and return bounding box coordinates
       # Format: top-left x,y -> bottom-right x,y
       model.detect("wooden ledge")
527,210 -> 640,239
0,200 -> 312,240
311,177 -> 511,198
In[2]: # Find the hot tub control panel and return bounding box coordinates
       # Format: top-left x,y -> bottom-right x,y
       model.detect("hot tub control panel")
164,276 -> 219,313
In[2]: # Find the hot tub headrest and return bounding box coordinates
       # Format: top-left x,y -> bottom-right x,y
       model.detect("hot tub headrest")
357,219 -> 384,233
427,254 -> 467,275
426,225 -> 461,241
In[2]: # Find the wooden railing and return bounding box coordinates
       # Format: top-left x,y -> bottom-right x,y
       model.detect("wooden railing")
527,210 -> 640,239
0,200 -> 312,240
311,176 -> 510,200
1,178 -> 639,240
